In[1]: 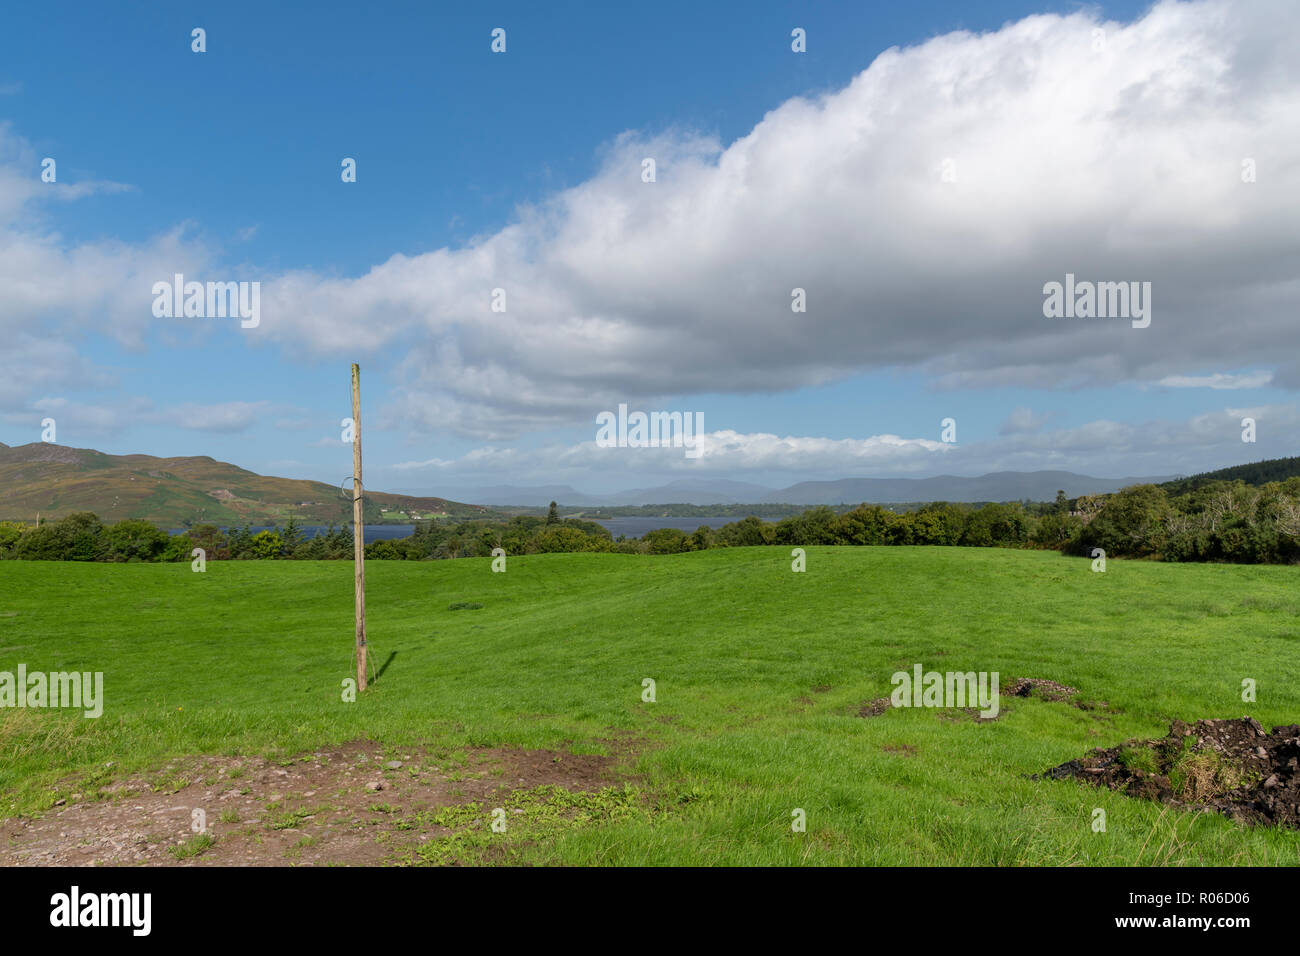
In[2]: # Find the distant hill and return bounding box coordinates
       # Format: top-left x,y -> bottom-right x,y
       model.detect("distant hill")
1158,456 -> 1300,495
624,478 -> 776,505
762,471 -> 1175,505
0,442 -> 494,526
438,478 -> 778,507
435,470 -> 1171,507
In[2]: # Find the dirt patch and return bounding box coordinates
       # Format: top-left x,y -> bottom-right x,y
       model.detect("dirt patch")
1003,677 -> 1077,701
1003,677 -> 1114,712
1038,718 -> 1300,828
858,697 -> 891,717
939,707 -> 1002,723
883,743 -> 917,756
857,698 -> 1003,721
0,741 -> 633,866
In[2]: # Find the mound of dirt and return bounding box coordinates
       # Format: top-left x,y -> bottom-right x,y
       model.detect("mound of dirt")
1039,717 -> 1300,828
858,697 -> 891,717
858,676 -> 1082,719
1002,678 -> 1077,701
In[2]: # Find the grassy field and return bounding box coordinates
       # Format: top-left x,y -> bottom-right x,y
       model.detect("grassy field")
2,546 -> 1299,865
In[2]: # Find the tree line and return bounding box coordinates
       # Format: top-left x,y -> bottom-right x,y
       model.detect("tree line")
3,477 -> 1299,564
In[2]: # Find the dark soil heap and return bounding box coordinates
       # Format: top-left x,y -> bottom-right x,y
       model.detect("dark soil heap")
1003,678 -> 1078,702
1039,717 -> 1300,828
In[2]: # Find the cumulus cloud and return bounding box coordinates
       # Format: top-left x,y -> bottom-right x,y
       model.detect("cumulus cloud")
0,123 -> 221,420
383,403 -> 1299,487
4,0 -> 1298,470
240,0 -> 1300,439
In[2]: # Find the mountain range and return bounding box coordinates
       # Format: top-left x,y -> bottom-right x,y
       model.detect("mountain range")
436,471 -> 1175,507
0,441 -> 1188,525
0,442 -> 492,526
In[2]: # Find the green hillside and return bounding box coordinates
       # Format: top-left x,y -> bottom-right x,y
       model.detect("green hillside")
1159,456 -> 1300,495
0,441 -> 494,526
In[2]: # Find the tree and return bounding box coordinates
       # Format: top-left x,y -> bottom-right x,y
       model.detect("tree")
282,517 -> 304,555
1055,490 -> 1068,514
546,501 -> 559,525
641,527 -> 689,554
248,529 -> 284,559
1078,484 -> 1170,557
0,521 -> 25,554
56,512 -> 108,561
104,519 -> 169,562
535,525 -> 589,553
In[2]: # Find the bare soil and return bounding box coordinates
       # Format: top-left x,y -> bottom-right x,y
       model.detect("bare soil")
1039,717 -> 1300,828
0,741 -> 630,866
858,676 -> 1101,720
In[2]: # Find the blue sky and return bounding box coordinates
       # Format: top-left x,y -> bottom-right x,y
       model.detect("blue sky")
1,0 -> 1297,497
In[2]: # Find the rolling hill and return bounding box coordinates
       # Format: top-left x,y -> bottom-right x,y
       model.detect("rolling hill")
1158,456 -> 1300,495
0,442 -> 494,527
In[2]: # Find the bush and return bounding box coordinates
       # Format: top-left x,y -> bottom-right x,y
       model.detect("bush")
641,527 -> 690,554
1078,485 -> 1170,558
247,529 -> 284,559
104,520 -> 169,562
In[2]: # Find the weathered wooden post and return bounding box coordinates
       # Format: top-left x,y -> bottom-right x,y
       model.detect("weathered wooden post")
352,363 -> 367,691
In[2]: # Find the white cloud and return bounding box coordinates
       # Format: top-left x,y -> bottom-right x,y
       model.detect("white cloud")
391,429 -> 951,479
1157,371 -> 1274,389
3,0 -> 1299,465
243,0 -> 1300,438
383,403 -> 1300,486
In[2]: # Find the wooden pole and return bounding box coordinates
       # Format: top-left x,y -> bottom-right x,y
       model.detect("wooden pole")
352,363 -> 367,692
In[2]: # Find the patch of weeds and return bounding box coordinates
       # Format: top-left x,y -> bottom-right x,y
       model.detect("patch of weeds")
266,807 -> 317,831
396,784 -> 663,867
218,809 -> 240,824
169,832 -> 214,860
1168,745 -> 1245,801
283,833 -> 318,860
448,601 -> 484,611
1116,745 -> 1159,775
674,783 -> 711,805
152,774 -> 190,795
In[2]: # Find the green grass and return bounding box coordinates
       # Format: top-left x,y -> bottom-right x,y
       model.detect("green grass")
2,547 -> 1299,865
168,831 -> 215,860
